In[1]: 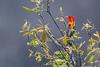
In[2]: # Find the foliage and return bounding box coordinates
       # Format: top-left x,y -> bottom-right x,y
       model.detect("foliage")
20,0 -> 100,67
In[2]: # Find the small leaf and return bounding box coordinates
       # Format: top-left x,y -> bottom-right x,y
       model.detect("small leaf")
32,7 -> 43,13
55,59 -> 65,65
79,50 -> 84,57
69,64 -> 74,67
45,61 -> 52,66
63,36 -> 69,45
53,63 -> 58,67
65,53 -> 70,61
89,37 -> 97,45
22,6 -> 43,13
22,6 -> 33,12
23,32 -> 30,36
54,51 -> 62,58
30,29 -> 37,35
41,30 -> 48,43
35,52 -> 42,62
79,41 -> 85,49
31,39 -> 39,47
89,55 -> 95,64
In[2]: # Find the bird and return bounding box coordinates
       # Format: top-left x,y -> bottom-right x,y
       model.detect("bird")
65,16 -> 76,37
65,16 -> 75,29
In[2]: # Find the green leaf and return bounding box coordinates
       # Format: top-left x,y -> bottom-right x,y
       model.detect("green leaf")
79,50 -> 84,57
65,53 -> 70,61
31,39 -> 39,47
45,61 -> 52,66
60,63 -> 68,67
23,32 -> 30,36
35,52 -> 42,62
89,55 -> 95,64
32,7 -> 43,13
69,64 -> 74,67
53,63 -> 58,67
41,30 -> 47,43
55,59 -> 65,65
88,39 -> 96,50
30,29 -> 37,35
22,6 -> 43,13
79,41 -> 85,49
54,51 -> 62,58
63,36 -> 69,45
22,6 -> 34,12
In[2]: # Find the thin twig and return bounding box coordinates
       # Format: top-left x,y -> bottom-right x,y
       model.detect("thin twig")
46,0 -> 64,36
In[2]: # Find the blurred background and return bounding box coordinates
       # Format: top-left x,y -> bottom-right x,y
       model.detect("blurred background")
0,0 -> 100,67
